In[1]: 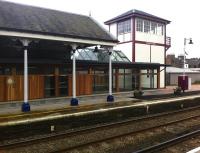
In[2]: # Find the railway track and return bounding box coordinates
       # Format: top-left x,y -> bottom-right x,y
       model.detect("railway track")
134,129 -> 200,153
52,113 -> 200,153
1,105 -> 200,152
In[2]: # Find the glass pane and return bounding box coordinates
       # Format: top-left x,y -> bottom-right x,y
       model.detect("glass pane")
93,70 -> 108,93
124,74 -> 132,90
154,75 -> 157,88
29,66 -> 42,74
76,48 -> 130,63
119,74 -> 124,90
59,76 -> 68,96
132,75 -> 140,90
0,67 -> 11,75
45,76 -> 55,97
141,74 -> 151,89
144,20 -> 150,33
136,18 -> 143,32
59,67 -> 71,75
44,67 -> 54,75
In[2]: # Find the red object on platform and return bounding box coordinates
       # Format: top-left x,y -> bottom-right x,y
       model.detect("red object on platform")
178,75 -> 188,91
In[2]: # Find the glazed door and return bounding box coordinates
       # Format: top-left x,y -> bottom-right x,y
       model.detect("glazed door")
59,75 -> 68,96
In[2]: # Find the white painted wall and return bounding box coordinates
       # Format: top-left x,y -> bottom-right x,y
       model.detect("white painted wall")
114,42 -> 132,61
118,33 -> 132,42
151,45 -> 165,64
135,32 -> 165,44
135,43 -> 150,62
109,23 -> 117,37
135,44 -> 165,64
167,73 -> 200,85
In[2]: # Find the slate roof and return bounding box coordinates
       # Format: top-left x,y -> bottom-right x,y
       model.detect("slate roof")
0,1 -> 117,42
105,9 -> 170,25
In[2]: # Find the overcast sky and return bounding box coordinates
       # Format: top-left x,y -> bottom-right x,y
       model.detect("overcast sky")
4,0 -> 200,58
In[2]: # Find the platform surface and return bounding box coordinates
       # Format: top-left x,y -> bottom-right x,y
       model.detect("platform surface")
0,85 -> 200,119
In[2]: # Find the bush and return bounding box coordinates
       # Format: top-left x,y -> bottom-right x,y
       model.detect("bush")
133,89 -> 144,98
173,86 -> 182,95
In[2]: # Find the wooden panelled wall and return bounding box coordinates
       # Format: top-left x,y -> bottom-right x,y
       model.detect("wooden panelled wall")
68,74 -> 93,96
0,75 -> 44,102
0,74 -> 93,102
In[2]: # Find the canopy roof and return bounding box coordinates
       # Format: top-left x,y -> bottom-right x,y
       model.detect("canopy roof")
0,1 -> 117,43
76,48 -> 130,63
105,9 -> 170,25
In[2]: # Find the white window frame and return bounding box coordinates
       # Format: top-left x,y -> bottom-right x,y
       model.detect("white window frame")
136,18 -> 143,32
117,19 -> 131,35
157,23 -> 164,36
151,22 -> 157,34
144,20 -> 150,33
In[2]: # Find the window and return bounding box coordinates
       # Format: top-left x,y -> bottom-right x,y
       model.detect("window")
117,19 -> 131,35
0,67 -> 11,75
59,76 -> 68,96
157,23 -> 164,35
136,18 -> 164,36
136,19 -> 143,32
93,70 -> 108,93
144,20 -> 150,33
151,22 -> 157,34
44,76 -> 55,97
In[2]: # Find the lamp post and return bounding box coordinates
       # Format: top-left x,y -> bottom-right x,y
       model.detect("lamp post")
183,38 -> 193,80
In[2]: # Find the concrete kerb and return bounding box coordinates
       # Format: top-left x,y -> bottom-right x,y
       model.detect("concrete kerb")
0,91 -> 136,115
1,94 -> 200,127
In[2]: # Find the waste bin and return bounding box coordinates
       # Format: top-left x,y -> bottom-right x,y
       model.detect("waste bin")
178,75 -> 188,91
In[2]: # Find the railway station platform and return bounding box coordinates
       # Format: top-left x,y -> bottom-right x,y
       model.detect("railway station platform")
0,85 -> 200,117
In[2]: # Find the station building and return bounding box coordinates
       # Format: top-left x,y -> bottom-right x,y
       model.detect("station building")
105,10 -> 171,88
0,1 -> 170,111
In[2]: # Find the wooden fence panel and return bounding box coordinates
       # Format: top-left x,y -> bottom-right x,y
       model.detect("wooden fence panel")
0,76 -> 5,102
6,76 -> 23,101
84,75 -> 93,95
29,75 -> 44,100
68,74 -> 93,96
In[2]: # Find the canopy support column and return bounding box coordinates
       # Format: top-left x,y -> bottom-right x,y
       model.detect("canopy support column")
107,47 -> 114,102
70,44 -> 79,106
21,39 -> 31,112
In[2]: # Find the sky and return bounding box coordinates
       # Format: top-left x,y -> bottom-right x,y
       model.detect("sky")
3,0 -> 200,58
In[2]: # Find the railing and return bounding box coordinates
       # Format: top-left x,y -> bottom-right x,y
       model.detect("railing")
166,37 -> 171,47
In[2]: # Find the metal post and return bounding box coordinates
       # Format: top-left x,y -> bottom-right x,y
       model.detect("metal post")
183,38 -> 186,80
24,48 -> 28,102
21,39 -> 30,112
70,44 -> 78,106
72,50 -> 76,98
181,38 -> 193,90
108,49 -> 113,96
107,47 -> 114,102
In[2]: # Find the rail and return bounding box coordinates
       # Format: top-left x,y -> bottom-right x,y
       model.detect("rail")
1,105 -> 200,152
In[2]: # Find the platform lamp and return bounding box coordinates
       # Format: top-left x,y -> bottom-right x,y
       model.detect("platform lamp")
93,46 -> 98,53
183,38 -> 193,80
